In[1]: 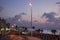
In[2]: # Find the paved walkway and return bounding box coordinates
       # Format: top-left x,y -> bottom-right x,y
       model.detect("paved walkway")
7,34 -> 42,40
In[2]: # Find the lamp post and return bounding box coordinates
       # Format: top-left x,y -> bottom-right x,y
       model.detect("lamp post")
29,1 -> 33,36
29,1 -> 32,27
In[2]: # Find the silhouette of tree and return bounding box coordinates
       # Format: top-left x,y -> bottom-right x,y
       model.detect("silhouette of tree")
32,26 -> 35,29
51,29 -> 57,35
24,27 -> 28,32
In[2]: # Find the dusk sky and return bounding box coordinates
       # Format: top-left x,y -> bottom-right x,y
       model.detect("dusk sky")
0,0 -> 60,30
0,0 -> 60,18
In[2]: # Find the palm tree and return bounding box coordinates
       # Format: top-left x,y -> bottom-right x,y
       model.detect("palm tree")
32,26 -> 35,29
51,29 -> 57,35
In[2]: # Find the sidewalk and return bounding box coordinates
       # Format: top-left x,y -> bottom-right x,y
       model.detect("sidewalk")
7,34 -> 42,40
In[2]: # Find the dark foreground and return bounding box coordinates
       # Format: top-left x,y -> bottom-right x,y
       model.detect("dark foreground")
0,30 -> 60,40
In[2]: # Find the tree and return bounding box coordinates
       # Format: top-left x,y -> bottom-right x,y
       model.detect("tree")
32,26 -> 35,29
51,29 -> 57,35
24,27 -> 28,32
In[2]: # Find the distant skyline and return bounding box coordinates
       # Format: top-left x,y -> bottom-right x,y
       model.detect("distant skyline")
0,0 -> 60,19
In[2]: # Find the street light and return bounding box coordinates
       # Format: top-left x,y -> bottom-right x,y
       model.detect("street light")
29,0 -> 33,36
11,24 -> 16,29
29,1 -> 32,27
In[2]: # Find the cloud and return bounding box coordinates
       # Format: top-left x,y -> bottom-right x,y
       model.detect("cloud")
40,12 -> 60,30
42,12 -> 60,25
15,12 -> 26,18
6,12 -> 45,29
6,12 -> 26,24
6,12 -> 60,30
42,12 -> 56,20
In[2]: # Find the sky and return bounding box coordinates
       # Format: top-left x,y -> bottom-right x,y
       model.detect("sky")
0,0 -> 60,30
0,0 -> 60,18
